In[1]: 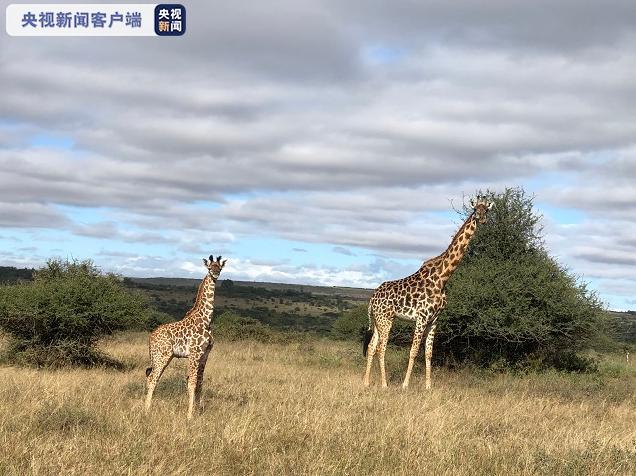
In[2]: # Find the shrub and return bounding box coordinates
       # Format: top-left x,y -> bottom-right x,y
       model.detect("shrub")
438,188 -> 606,371
136,309 -> 174,331
333,188 -> 607,372
213,311 -> 310,344
331,304 -> 415,347
214,311 -> 275,342
331,305 -> 367,340
0,259 -> 151,367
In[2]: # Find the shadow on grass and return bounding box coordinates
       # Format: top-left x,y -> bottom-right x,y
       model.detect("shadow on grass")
35,401 -> 110,434
125,375 -> 186,399
125,378 -> 252,410
0,340 -> 133,371
204,387 -> 251,406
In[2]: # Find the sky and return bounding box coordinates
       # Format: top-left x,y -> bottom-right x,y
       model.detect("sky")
1,0 -> 635,310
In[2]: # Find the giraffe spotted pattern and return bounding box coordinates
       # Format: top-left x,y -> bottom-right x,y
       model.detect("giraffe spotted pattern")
363,197 -> 493,389
145,255 -> 227,419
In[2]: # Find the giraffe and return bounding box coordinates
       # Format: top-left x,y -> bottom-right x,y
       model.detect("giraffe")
144,254 -> 227,419
363,196 -> 493,389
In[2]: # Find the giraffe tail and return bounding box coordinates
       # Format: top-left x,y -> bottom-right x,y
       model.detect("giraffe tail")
362,304 -> 373,357
362,330 -> 373,357
145,367 -> 152,377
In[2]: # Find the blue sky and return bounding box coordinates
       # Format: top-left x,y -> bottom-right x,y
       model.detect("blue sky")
1,0 -> 636,310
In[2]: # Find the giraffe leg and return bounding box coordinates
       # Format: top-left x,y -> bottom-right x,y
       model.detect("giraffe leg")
363,328 -> 379,387
186,354 -> 201,420
195,343 -> 212,412
145,353 -> 173,413
424,323 -> 437,390
376,319 -> 392,389
402,317 -> 427,389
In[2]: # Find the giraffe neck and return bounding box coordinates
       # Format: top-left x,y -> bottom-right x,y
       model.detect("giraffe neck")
425,212 -> 478,286
187,274 -> 216,327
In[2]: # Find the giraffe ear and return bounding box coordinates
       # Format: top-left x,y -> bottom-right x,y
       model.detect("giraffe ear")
488,201 -> 494,210
202,258 -> 209,266
470,198 -> 476,208
221,259 -> 227,268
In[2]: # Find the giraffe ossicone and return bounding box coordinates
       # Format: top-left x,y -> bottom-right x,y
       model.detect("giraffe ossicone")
145,254 -> 227,419
363,196 -> 493,389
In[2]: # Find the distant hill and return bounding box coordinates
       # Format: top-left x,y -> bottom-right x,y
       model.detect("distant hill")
0,266 -> 35,283
127,276 -> 373,300
0,266 -> 372,298
124,277 -> 372,334
1,265 -> 633,341
607,310 -> 636,344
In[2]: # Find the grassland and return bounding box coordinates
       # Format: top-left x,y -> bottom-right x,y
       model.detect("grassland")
1,333 -> 634,475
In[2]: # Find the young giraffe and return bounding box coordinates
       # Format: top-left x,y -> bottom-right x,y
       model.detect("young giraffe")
363,196 -> 493,389
145,255 -> 227,419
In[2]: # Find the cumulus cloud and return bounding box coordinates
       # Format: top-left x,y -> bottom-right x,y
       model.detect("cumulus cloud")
1,0 -> 635,308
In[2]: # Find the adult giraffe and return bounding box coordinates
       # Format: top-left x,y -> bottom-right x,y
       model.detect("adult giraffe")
145,255 -> 226,419
363,196 -> 493,389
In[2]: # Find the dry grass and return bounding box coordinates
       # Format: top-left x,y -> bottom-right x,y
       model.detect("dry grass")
0,333 -> 635,475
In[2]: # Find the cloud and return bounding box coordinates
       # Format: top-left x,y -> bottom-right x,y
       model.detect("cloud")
205,257 -> 382,288
72,221 -> 173,244
574,248 -> 636,267
0,202 -> 70,228
1,0 -> 636,308
332,246 -> 356,256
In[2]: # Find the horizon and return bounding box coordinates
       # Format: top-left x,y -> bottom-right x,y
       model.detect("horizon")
4,263 -> 635,313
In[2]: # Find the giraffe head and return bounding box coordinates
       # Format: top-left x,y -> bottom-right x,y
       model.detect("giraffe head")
470,195 -> 494,224
202,254 -> 227,281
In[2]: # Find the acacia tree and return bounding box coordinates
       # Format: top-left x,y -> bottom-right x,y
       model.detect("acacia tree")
0,259 -> 151,367
332,187 -> 606,371
437,188 -> 604,370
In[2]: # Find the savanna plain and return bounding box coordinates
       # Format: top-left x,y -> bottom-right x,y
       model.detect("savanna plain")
1,332 -> 634,475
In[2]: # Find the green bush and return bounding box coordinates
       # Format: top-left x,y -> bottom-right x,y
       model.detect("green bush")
332,305 -> 414,346
213,311 -> 310,344
214,311 -> 276,342
438,188 -> 606,371
331,305 -> 367,340
0,259 -> 151,367
136,309 -> 174,331
333,188 -> 607,372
